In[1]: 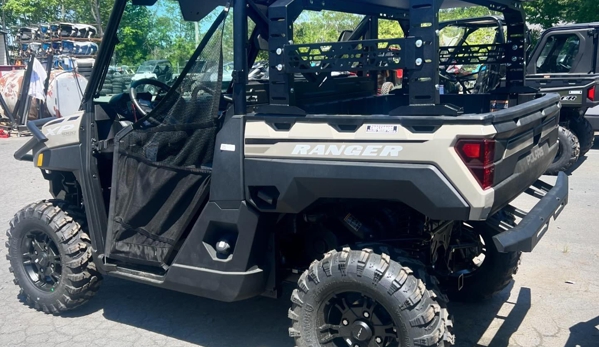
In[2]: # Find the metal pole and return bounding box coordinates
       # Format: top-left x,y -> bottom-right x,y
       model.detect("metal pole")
15,55 -> 34,125
233,0 -> 247,115
1,0 -> 5,29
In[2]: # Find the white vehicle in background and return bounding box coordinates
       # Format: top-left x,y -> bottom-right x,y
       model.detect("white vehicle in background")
131,59 -> 173,84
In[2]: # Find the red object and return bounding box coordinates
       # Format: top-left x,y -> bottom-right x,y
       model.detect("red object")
588,85 -> 597,101
395,69 -> 404,79
0,129 -> 9,138
455,138 -> 496,190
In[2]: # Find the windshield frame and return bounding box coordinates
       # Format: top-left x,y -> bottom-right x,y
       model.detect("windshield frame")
85,0 -> 229,101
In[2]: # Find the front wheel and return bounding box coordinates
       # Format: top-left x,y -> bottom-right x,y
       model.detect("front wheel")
5,200 -> 102,314
289,248 -> 454,347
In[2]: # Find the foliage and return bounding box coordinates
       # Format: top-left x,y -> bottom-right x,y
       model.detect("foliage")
1,0 -> 598,70
524,0 -> 599,28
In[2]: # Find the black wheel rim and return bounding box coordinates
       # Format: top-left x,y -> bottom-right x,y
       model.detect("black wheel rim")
20,230 -> 62,292
318,292 -> 400,347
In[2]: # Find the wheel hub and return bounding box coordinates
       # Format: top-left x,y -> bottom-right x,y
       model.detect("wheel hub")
36,252 -> 50,267
319,292 -> 399,346
21,230 -> 62,292
351,321 -> 373,341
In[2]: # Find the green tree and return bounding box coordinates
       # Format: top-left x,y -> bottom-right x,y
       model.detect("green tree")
524,0 -> 599,28
113,4 -> 152,66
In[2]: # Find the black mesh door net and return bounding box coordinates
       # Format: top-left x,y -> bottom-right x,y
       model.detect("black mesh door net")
105,10 -> 229,266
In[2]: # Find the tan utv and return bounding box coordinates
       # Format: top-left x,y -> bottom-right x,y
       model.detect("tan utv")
7,0 -> 568,346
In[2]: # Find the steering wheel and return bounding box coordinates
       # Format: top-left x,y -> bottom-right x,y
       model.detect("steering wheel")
130,78 -> 171,117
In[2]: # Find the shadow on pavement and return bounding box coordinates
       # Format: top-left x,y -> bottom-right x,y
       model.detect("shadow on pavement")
62,276 -> 534,347
448,284 -> 531,347
64,277 -> 292,347
565,316 -> 599,347
566,155 -> 588,175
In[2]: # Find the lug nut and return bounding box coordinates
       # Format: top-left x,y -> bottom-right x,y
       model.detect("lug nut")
363,311 -> 370,318
342,319 -> 349,326
376,337 -> 382,344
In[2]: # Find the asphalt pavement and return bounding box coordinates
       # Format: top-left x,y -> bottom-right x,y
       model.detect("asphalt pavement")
0,136 -> 598,347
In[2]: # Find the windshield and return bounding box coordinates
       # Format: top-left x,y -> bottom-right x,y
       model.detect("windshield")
95,1 -> 233,100
136,64 -> 155,73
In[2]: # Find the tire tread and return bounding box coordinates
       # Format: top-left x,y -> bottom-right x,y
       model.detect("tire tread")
5,200 -> 102,315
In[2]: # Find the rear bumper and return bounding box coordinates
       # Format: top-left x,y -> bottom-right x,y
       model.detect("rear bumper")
491,172 -> 568,253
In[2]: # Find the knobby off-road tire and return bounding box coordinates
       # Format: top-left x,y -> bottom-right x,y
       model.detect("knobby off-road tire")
289,248 -> 454,347
438,222 -> 521,302
5,200 -> 102,314
569,116 -> 594,156
546,126 -> 580,175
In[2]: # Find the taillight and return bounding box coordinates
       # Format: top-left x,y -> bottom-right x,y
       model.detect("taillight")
395,69 -> 404,79
588,85 -> 597,101
455,139 -> 496,190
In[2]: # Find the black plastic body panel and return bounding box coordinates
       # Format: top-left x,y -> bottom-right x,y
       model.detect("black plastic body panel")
490,94 -> 560,214
245,159 -> 470,220
164,201 -> 268,301
210,114 -> 245,207
35,145 -> 82,172
526,75 -> 599,111
492,172 -> 568,253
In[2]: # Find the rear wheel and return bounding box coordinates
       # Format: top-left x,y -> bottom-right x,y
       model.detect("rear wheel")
436,221 -> 521,301
569,116 -> 594,156
289,248 -> 454,347
5,200 -> 102,314
545,126 -> 580,175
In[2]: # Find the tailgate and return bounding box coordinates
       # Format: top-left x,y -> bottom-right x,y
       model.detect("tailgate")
488,93 -> 561,215
526,74 -> 599,109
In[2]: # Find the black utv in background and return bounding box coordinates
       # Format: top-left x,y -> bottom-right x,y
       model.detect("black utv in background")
527,22 -> 599,172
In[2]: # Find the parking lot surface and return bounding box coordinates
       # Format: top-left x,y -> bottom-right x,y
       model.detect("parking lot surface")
0,136 -> 598,347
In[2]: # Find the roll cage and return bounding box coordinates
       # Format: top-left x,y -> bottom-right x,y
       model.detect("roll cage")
85,0 -> 533,119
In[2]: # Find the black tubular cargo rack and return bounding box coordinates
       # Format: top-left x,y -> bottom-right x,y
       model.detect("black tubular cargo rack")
250,0 -> 532,115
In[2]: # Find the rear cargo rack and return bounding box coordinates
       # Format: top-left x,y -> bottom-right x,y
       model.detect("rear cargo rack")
439,43 -> 506,66
284,38 -> 415,73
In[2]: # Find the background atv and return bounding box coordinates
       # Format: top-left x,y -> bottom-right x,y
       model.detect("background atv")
7,0 -> 567,346
439,16 -> 599,174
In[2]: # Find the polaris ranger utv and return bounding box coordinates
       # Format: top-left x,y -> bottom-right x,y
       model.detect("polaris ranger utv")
7,0 -> 568,346
439,16 -> 599,174
527,22 -> 599,169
